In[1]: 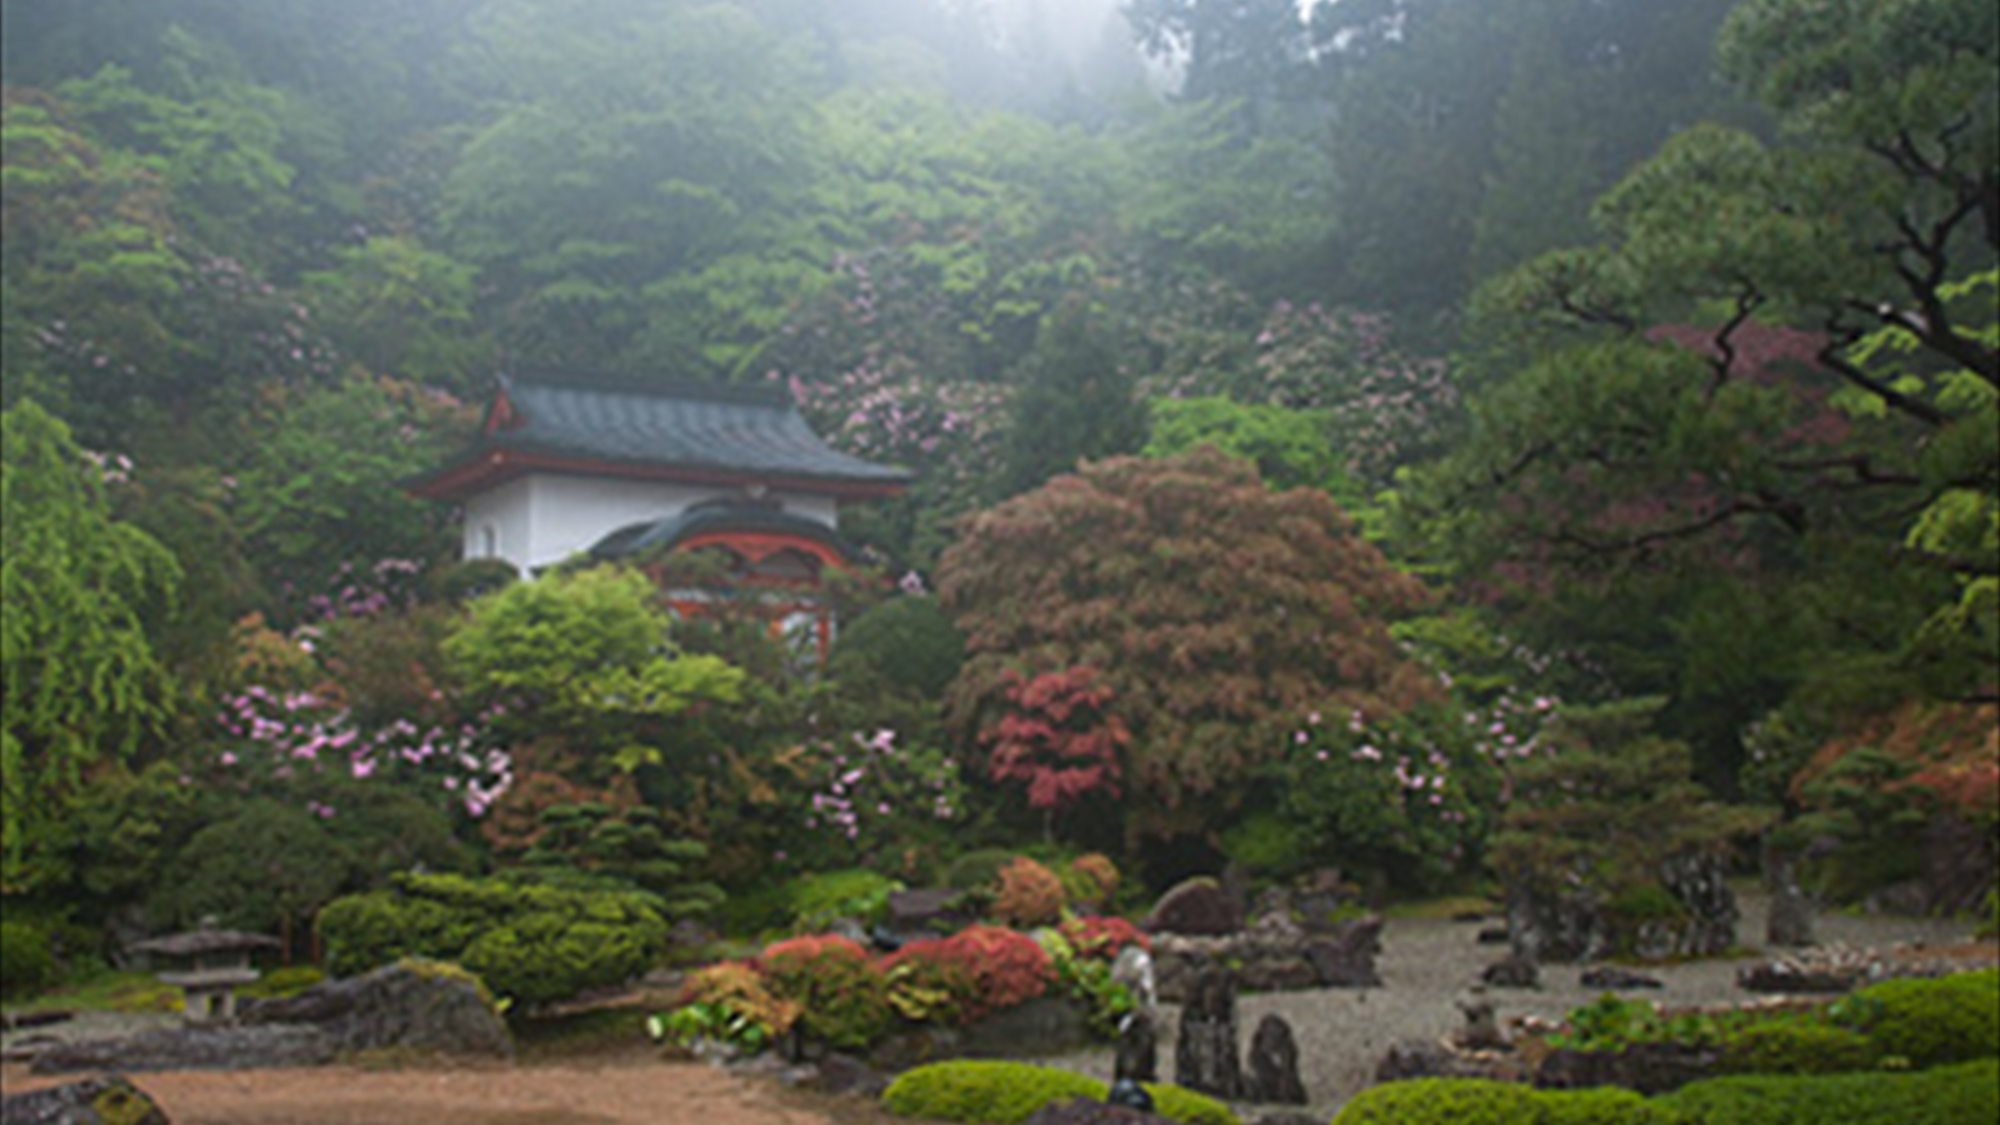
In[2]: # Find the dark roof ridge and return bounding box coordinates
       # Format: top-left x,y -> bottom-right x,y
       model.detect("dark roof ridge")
500,367 -> 791,409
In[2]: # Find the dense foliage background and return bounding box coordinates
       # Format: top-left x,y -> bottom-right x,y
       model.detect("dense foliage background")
2,0 -> 1993,977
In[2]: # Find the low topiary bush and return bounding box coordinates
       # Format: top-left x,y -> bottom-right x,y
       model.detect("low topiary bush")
317,872 -> 667,1010
947,849 -> 1020,893
0,921 -> 55,999
991,857 -> 1065,928
1835,968 -> 1999,1068
1331,1078 -> 1545,1124
1660,1057 -> 1999,1125
1538,1086 -> 1681,1125
1719,1020 -> 1878,1075
881,1060 -> 1237,1125
757,933 -> 892,1049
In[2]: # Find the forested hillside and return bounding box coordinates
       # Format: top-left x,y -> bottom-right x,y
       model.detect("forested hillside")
3,0 -> 1993,966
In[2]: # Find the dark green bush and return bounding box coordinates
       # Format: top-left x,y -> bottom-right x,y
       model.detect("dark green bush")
1719,1021 -> 1878,1075
1660,1057 -> 1999,1125
881,1060 -> 1237,1125
946,849 -> 1019,893
0,921 -> 54,999
317,872 -> 667,1009
236,964 -> 325,1000
1837,968 -> 1999,1068
1331,1078 -> 1544,1124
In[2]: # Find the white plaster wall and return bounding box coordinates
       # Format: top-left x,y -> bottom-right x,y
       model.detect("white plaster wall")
461,473 -> 847,574
462,478 -> 534,573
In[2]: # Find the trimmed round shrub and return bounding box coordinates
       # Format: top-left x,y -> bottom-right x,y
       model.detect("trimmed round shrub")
758,934 -> 891,1049
1661,1057 -> 1999,1125
0,922 -> 54,999
992,857 -> 1065,928
881,1060 -> 1237,1125
1839,968 -> 1999,1068
945,925 -> 1054,1016
1332,1078 -> 1544,1124
948,849 -> 1020,893
1720,1021 -> 1878,1075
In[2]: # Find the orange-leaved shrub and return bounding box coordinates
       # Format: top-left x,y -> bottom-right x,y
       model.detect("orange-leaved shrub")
1059,915 -> 1148,960
677,961 -> 801,1041
882,938 -> 985,1026
943,924 -> 1053,1017
992,856 -> 1065,927
757,934 -> 891,1049
1067,853 -> 1120,907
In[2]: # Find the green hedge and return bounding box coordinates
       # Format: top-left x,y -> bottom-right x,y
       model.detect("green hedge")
1659,1058 -> 1999,1125
317,872 -> 666,1009
1837,968 -> 1999,1068
881,1060 -> 1237,1125
1334,1060 -> 2000,1125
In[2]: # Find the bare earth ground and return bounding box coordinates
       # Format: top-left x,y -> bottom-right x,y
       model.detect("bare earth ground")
2,895 -> 1990,1125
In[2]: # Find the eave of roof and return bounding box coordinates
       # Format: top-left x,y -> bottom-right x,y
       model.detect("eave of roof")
404,369 -> 911,502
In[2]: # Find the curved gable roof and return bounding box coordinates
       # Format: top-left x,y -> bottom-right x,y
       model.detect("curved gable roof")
408,369 -> 910,501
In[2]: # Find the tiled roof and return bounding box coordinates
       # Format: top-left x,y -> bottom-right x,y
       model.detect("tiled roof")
406,370 -> 909,499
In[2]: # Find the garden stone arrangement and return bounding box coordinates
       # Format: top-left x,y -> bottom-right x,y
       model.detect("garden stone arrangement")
26,959 -> 510,1074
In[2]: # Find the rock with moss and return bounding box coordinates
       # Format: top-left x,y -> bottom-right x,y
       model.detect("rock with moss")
0,1074 -> 170,1125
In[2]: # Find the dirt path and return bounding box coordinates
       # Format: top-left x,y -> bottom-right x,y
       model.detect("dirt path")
0,1057 -> 907,1125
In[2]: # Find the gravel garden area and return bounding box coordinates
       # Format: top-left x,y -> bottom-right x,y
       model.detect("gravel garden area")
2,894 -> 1990,1125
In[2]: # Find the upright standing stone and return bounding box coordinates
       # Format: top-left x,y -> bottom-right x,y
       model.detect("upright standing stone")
1173,964 -> 1242,1100
1245,1014 -> 1307,1104
1763,841 -> 1816,948
1114,1009 -> 1157,1083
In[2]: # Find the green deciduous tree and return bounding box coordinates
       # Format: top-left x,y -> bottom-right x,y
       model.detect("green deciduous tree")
443,565 -> 745,778
2,399 -> 181,890
938,448 -> 1436,841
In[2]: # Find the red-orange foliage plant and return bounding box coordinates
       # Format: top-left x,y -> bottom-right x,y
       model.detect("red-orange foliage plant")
1058,915 -> 1148,960
1794,700 -> 2000,821
1067,853 -> 1120,906
757,934 -> 891,1049
880,938 -> 983,1026
676,961 -> 801,1040
939,924 -> 1052,1017
984,667 -> 1128,814
991,856 -> 1065,928
939,449 -> 1436,834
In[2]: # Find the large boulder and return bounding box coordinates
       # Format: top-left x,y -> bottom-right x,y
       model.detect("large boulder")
0,1075 -> 170,1125
241,957 -> 513,1058
1143,878 -> 1243,937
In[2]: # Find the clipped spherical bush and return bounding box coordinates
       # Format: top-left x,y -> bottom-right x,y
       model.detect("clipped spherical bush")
992,857 -> 1066,928
1720,1020 -> 1879,1075
1841,968 -> 1999,1068
881,1061 -> 1237,1125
